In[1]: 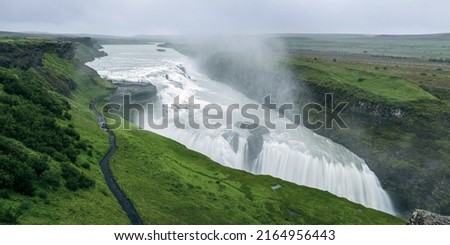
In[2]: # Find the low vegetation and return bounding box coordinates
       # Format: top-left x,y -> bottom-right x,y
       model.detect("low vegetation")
0,37 -> 128,224
107,122 -> 403,224
286,58 -> 436,106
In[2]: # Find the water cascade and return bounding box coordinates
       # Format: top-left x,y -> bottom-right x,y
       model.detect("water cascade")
88,45 -> 396,214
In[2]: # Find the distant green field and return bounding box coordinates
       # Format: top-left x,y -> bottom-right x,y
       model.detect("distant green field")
287,58 -> 436,105
280,34 -> 450,60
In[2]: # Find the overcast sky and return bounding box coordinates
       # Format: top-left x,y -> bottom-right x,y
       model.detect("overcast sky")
1,0 -> 449,36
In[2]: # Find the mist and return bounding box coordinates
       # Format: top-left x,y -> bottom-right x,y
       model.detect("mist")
183,35 -> 300,110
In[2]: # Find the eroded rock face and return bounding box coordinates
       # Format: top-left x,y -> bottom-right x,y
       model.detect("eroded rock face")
408,209 -> 450,225
0,41 -> 74,69
246,134 -> 264,164
227,122 -> 271,168
110,81 -> 158,105
109,81 -> 158,124
234,123 -> 270,163
222,131 -> 240,153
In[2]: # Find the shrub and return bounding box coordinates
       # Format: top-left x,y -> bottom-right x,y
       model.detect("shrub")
13,164 -> 37,195
41,168 -> 61,189
63,111 -> 72,120
61,163 -> 95,191
0,204 -> 27,225
80,162 -> 91,170
0,189 -> 10,199
0,207 -> 20,225
37,190 -> 48,199
29,156 -> 50,177
0,169 -> 14,189
0,46 -> 92,198
0,154 -> 36,196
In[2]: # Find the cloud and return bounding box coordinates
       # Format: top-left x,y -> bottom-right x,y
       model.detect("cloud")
0,0 -> 449,35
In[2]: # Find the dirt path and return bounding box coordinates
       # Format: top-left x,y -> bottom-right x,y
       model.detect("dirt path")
89,101 -> 143,225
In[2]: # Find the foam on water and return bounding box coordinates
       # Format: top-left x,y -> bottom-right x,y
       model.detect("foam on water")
88,45 -> 396,214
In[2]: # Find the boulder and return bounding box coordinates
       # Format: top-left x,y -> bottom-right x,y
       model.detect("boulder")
408,209 -> 450,225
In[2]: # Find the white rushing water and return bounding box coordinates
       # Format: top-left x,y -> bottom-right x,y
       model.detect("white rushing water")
88,45 -> 396,214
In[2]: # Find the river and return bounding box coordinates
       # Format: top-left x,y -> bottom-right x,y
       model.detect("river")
87,44 -> 395,215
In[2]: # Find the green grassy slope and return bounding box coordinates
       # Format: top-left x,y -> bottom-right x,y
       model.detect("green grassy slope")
0,38 -> 129,224
287,58 -> 436,105
28,53 -> 128,224
107,123 -> 403,224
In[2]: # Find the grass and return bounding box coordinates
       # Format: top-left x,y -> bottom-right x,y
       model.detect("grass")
26,54 -> 128,224
287,57 -> 436,106
1,47 -> 128,224
280,34 -> 450,60
108,123 -> 404,224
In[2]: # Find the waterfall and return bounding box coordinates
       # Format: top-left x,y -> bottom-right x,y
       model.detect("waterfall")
88,44 -> 396,215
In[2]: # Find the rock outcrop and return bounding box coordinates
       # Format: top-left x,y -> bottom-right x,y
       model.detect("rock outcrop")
408,209 -> 450,225
223,122 -> 270,169
110,81 -> 158,105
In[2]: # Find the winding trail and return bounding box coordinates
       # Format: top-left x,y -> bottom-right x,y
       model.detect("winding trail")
89,101 -> 143,225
